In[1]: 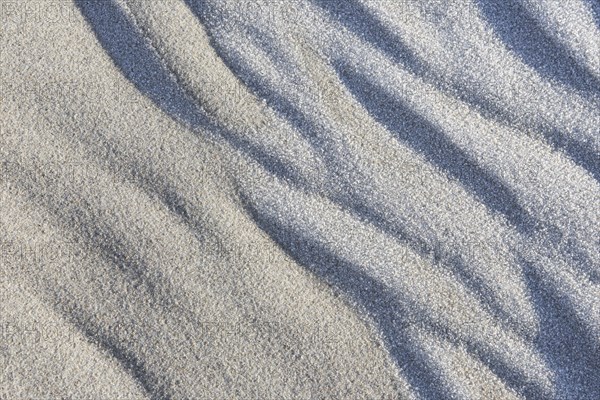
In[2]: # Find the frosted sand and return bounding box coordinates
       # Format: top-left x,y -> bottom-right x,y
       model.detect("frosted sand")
1,0 -> 599,399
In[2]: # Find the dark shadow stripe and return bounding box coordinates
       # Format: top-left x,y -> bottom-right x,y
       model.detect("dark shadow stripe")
66,308 -> 172,400
521,259 -> 600,399
239,192 -> 554,399
334,61 -> 535,233
588,0 -> 600,30
475,0 -> 600,95
75,0 -> 208,128
310,0 -> 600,181
176,17 -> 537,332
545,129 -> 600,182
238,193 -> 452,400
4,159 -> 176,309
75,0 -> 307,187
309,0 -> 423,74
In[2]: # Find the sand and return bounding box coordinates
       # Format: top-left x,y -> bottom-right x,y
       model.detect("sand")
1,0 -> 599,399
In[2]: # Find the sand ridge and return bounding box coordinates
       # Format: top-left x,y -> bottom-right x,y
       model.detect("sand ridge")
2,0 -> 599,399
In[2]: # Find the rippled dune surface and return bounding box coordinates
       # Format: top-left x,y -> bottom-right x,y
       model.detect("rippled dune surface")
1,0 -> 599,399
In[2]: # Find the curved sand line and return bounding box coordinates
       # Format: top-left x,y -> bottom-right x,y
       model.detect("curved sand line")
2,0 -> 599,398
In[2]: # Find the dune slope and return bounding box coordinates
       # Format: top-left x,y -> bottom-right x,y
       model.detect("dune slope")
2,0 -> 599,399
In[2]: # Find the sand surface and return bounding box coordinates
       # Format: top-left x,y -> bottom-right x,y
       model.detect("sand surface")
1,1 -> 599,399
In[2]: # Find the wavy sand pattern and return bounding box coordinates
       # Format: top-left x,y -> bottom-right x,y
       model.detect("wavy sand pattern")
1,0 -> 599,399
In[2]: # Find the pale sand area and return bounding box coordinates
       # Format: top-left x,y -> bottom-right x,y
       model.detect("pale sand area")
1,0 -> 599,399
